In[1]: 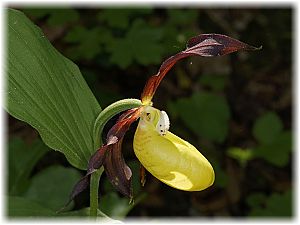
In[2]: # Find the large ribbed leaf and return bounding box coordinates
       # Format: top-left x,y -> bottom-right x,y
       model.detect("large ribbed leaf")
6,9 -> 101,170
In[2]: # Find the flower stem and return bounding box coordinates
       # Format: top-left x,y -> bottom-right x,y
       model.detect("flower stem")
90,98 -> 142,218
93,98 -> 142,150
90,167 -> 104,218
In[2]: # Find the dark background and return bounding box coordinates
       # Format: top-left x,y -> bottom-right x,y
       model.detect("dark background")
8,7 -> 293,218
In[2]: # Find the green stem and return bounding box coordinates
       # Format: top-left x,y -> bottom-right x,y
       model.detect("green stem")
89,167 -> 103,218
93,98 -> 142,150
89,98 -> 142,218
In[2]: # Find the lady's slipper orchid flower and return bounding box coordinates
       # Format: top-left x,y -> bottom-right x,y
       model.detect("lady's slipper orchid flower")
68,34 -> 260,202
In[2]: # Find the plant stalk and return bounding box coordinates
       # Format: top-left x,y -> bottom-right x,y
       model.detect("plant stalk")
90,167 -> 104,218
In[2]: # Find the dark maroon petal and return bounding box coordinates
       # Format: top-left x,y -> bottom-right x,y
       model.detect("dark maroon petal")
104,137 -> 133,198
140,163 -> 146,187
102,107 -> 142,198
59,175 -> 90,212
86,145 -> 110,175
141,33 -> 261,102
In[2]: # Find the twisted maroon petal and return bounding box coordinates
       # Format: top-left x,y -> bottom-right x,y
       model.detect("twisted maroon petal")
141,33 -> 261,103
102,107 -> 142,198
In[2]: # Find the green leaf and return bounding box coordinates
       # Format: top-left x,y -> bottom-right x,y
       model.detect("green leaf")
24,165 -> 82,210
227,147 -> 254,167
59,208 -> 121,222
8,137 -> 50,195
22,8 -> 79,26
198,74 -> 228,91
7,196 -> 55,217
99,192 -> 132,219
161,25 -> 197,54
253,131 -> 292,167
167,9 -> 198,26
107,19 -> 164,68
172,92 -> 231,143
64,26 -> 112,61
246,193 -> 267,208
6,9 -> 101,170
81,69 -> 123,107
46,9 -> 79,26
253,111 -> 283,145
210,161 -> 228,188
248,190 -> 292,217
99,192 -> 146,219
97,8 -> 153,29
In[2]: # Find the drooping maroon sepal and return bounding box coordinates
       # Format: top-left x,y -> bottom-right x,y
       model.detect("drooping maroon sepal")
63,107 -> 142,208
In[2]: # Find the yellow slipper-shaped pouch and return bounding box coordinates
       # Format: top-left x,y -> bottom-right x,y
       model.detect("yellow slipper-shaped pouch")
133,106 -> 215,191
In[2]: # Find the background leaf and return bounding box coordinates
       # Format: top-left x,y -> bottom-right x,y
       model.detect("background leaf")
253,131 -> 292,167
198,74 -> 229,91
22,8 -> 79,26
6,9 -> 101,170
227,147 -> 254,167
97,8 -> 153,29
8,137 -> 50,195
247,190 -> 292,217
107,19 -> 164,68
171,91 -> 231,143
7,196 -> 55,217
99,192 -> 133,218
58,207 -> 116,220
23,165 -> 82,210
64,26 -> 111,61
210,161 -> 228,188
252,111 -> 283,145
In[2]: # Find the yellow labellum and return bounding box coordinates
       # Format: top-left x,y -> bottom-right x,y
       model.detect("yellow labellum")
133,106 -> 215,191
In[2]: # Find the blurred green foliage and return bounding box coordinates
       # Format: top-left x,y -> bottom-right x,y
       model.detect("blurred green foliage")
253,112 -> 283,145
247,190 -> 292,217
8,138 -> 81,216
107,19 -> 164,68
252,112 -> 292,167
8,196 -> 56,217
170,92 -> 231,143
23,165 -> 82,210
227,147 -> 254,167
198,74 -> 229,91
7,7 -> 292,219
8,138 -> 49,196
22,8 -> 80,26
